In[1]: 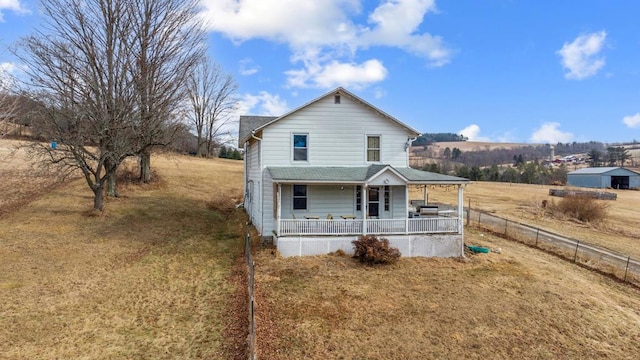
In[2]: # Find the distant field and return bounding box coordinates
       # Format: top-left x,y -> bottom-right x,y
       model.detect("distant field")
426,140 -> 534,152
412,182 -> 640,259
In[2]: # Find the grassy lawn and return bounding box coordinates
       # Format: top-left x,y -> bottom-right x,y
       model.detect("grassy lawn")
254,228 -> 640,359
3,138 -> 640,359
0,150 -> 247,359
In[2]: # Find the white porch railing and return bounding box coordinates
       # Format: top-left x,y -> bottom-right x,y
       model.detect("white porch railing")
279,217 -> 460,236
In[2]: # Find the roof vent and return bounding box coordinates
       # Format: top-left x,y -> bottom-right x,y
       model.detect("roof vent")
334,95 -> 341,104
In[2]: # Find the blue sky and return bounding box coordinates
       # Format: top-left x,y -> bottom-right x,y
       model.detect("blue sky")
3,1 -> 640,144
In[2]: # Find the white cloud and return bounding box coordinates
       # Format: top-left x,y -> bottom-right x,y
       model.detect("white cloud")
238,91 -> 289,116
357,0 -> 449,66
459,124 -> 489,141
200,0 -> 450,89
285,59 -> 387,89
238,58 -> 259,76
623,113 -> 640,128
0,0 -> 29,21
373,87 -> 386,99
557,31 -> 607,80
530,122 -> 573,143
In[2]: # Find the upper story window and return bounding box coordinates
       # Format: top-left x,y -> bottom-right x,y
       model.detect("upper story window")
334,95 -> 341,104
367,135 -> 380,162
293,133 -> 308,161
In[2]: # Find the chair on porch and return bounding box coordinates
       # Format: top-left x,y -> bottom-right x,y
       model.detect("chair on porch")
326,213 -> 333,220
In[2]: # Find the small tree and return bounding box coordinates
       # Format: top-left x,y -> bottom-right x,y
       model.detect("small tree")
451,147 -> 462,160
587,149 -> 603,167
443,147 -> 451,159
186,58 -> 238,158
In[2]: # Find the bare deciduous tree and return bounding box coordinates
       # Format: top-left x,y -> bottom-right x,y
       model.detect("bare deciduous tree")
12,0 -> 204,209
0,92 -> 20,138
127,0 -> 204,183
0,71 -> 22,138
14,0 -> 137,211
186,58 -> 238,157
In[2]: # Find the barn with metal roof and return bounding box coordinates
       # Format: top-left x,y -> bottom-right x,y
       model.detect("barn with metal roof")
567,167 -> 640,189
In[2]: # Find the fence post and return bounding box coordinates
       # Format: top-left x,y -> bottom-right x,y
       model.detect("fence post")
535,228 -> 540,247
245,231 -> 256,360
624,256 -> 631,282
573,241 -> 579,263
466,199 -> 471,226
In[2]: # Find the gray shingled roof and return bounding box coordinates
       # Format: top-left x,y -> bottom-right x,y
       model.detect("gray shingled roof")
568,167 -> 640,175
267,165 -> 469,184
395,167 -> 470,183
238,115 -> 277,147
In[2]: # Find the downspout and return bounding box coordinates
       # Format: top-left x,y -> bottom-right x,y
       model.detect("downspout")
243,142 -> 249,207
251,130 -> 264,235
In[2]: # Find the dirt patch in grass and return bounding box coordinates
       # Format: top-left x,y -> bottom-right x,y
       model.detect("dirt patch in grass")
254,228 -> 640,359
0,146 -> 249,359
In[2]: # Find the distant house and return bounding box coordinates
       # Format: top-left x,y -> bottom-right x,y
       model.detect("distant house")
567,167 -> 640,189
238,87 -> 470,257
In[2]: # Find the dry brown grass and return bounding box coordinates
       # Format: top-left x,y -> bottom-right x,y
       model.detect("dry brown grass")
4,138 -> 640,359
254,227 -> 640,359
0,140 -> 68,218
412,182 -> 640,259
0,140 -> 248,359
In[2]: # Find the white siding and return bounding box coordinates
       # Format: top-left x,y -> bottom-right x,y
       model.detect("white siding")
260,95 -> 412,167
262,170 -> 274,235
391,186 -> 407,218
279,185 -> 408,220
282,185 -> 357,219
246,139 -> 263,232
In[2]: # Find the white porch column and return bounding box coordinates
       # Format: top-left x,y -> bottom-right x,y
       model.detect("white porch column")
276,183 -> 282,236
457,184 -> 464,235
362,184 -> 368,235
405,185 -> 410,234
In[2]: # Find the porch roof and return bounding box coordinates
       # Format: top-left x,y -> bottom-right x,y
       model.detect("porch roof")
267,165 -> 469,185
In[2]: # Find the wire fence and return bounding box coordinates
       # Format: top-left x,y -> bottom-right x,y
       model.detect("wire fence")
467,208 -> 640,288
244,230 -> 256,360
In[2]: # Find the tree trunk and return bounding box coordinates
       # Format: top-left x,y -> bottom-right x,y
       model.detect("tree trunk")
106,170 -> 119,197
196,135 -> 204,157
105,158 -> 119,197
139,150 -> 151,183
93,182 -> 105,211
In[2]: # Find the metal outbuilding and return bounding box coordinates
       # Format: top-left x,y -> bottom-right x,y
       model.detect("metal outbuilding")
567,167 -> 640,189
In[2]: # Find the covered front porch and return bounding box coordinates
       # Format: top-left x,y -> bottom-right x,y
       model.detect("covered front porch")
278,208 -> 460,236
267,165 -> 469,257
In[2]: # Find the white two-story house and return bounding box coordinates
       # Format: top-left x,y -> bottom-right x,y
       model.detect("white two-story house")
239,87 -> 469,257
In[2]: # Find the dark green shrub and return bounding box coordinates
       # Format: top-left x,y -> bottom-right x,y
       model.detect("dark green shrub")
352,235 -> 401,265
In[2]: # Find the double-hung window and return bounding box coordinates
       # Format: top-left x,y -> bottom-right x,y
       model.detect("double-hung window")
367,135 -> 380,162
293,185 -> 307,210
293,134 -> 308,161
